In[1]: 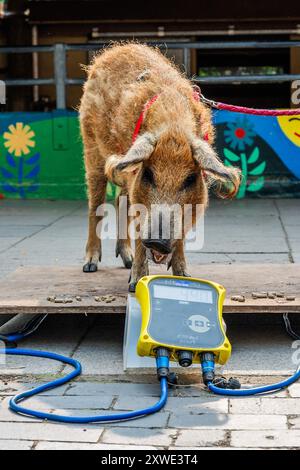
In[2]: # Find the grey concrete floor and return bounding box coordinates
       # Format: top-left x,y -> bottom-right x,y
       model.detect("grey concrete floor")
0,198 -> 299,376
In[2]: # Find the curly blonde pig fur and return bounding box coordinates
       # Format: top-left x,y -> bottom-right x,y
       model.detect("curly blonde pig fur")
79,43 -> 240,290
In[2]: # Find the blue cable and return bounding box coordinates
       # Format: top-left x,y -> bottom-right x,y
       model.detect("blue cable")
0,347 -> 168,423
0,333 -> 32,343
4,332 -> 300,417
208,366 -> 300,396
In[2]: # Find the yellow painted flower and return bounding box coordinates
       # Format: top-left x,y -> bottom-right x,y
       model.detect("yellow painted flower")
3,123 -> 35,157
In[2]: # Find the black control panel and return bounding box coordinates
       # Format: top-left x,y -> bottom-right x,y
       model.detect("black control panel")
147,277 -> 225,349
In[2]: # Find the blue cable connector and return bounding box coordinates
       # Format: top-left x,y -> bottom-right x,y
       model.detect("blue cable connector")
199,350 -> 300,396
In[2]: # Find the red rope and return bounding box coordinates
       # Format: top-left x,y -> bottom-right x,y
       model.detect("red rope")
199,93 -> 300,116
217,101 -> 300,116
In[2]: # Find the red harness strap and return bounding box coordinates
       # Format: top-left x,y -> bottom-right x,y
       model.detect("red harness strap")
132,91 -> 209,142
132,95 -> 159,143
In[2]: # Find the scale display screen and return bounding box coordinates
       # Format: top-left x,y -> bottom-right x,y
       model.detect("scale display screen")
147,277 -> 225,349
153,285 -> 213,304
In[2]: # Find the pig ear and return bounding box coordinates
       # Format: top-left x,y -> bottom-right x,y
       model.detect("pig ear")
191,138 -> 241,198
105,133 -> 156,182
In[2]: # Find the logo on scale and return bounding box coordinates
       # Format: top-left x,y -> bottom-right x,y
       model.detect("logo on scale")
186,315 -> 210,334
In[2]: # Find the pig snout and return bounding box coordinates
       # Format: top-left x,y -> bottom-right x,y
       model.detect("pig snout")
143,238 -> 172,264
143,239 -> 172,254
142,238 -> 173,264
142,209 -> 175,264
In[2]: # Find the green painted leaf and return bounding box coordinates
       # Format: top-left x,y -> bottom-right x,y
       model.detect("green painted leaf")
248,161 -> 266,176
224,159 -> 231,167
247,147 -> 259,164
223,148 -> 240,162
247,176 -> 265,192
106,182 -> 113,198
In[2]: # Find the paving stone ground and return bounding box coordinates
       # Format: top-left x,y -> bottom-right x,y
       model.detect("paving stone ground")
0,199 -> 299,450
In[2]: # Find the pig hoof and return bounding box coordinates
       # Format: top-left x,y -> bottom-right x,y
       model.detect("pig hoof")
173,270 -> 191,277
83,261 -> 98,273
119,252 -> 133,269
128,282 -> 137,293
124,259 -> 133,269
116,242 -> 133,269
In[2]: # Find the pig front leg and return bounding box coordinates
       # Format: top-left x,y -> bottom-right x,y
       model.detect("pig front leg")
128,238 -> 148,292
83,161 -> 107,273
115,188 -> 133,269
171,239 -> 190,277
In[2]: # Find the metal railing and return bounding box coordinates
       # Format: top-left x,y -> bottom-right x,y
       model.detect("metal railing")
1,40 -> 300,109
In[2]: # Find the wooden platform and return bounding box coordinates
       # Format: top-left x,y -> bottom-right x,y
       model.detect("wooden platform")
0,264 -> 299,315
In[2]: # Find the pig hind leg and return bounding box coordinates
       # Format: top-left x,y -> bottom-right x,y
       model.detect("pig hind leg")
170,239 -> 190,277
115,188 -> 133,269
128,238 -> 148,292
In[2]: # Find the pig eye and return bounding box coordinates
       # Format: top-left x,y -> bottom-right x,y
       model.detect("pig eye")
142,167 -> 155,186
182,173 -> 197,190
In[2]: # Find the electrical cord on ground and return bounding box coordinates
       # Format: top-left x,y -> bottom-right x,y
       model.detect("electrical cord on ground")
0,347 -> 168,423
208,365 -> 300,396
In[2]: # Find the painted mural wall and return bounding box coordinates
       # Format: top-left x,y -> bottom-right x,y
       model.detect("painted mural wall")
214,110 -> 300,197
0,110 -> 299,200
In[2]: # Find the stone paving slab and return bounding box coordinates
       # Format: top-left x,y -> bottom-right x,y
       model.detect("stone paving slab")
229,397 -> 300,415
114,396 -> 229,414
169,446 -> 238,450
50,409 -> 170,428
207,199 -> 278,216
2,395 -> 113,411
0,422 -> 103,442
35,442 -> 160,450
0,199 -> 83,214
101,427 -> 175,447
187,252 -> 290,264
5,237 -> 85,263
0,237 -> 24,253
0,199 -> 291,273
275,200 -> 300,225
223,322 -> 296,374
71,316 -> 124,376
66,382 -> 162,396
0,401 -> 48,422
169,413 -> 287,430
0,225 -> 45,238
231,430 -> 300,448
0,440 -> 34,450
200,235 -> 287,254
289,384 -> 300,397
288,416 -> 300,429
174,429 -> 228,447
0,380 -> 68,396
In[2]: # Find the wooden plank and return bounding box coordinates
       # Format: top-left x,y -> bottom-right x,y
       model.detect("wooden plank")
0,264 -> 299,315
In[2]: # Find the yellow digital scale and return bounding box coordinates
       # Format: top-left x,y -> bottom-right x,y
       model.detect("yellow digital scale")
135,275 -> 231,368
